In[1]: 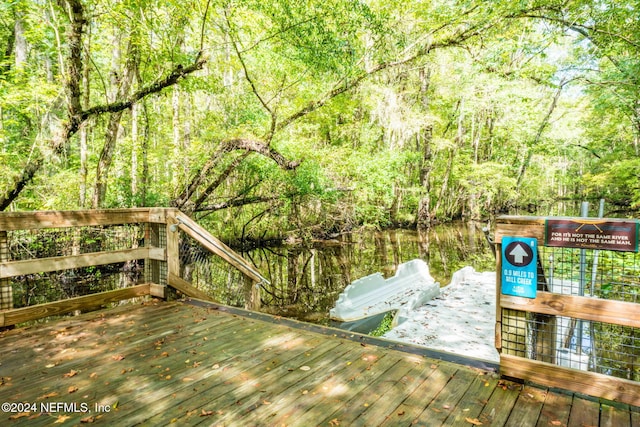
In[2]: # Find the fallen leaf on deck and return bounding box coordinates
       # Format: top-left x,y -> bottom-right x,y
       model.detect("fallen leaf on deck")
68,385 -> 79,393
550,421 -> 562,426
112,355 -> 125,361
63,370 -> 78,378
81,415 -> 95,423
200,409 -> 213,416
300,366 -> 311,371
465,417 -> 483,425
328,419 -> 340,426
89,372 -> 98,379
54,415 -> 72,423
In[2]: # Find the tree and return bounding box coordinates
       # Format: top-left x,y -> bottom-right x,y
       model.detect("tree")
1,0 -> 637,236
0,0 -> 206,211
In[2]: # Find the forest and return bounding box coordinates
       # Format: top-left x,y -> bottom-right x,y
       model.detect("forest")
1,0 -> 639,243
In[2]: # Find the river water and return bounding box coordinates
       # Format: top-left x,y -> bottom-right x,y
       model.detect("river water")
243,221 -> 496,324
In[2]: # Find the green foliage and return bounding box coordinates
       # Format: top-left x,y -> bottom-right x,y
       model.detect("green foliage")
1,0 -> 639,234
369,311 -> 395,337
583,158 -> 640,208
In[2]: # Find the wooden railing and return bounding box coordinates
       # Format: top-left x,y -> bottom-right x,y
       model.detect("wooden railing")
0,208 -> 265,327
495,215 -> 640,406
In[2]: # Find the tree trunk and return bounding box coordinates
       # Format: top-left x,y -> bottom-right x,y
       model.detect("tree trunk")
14,15 -> 27,70
433,100 -> 464,220
140,102 -> 150,206
79,27 -> 91,207
417,67 -> 433,229
172,86 -> 181,193
516,81 -> 565,189
93,110 -> 125,208
130,101 -> 139,204
92,29 -> 137,208
417,125 -> 434,229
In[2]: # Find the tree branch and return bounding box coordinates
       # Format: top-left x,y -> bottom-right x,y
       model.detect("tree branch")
223,8 -> 277,142
173,138 -> 301,211
276,17 -> 496,132
195,196 -> 282,212
0,0 -> 207,210
61,59 -> 207,143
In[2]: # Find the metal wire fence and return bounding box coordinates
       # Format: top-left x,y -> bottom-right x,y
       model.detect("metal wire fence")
2,225 -> 149,310
176,231 -> 246,306
540,246 -> 640,302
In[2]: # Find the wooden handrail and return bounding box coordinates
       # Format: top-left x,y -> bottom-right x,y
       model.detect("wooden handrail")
0,247 -> 164,279
0,208 -> 165,231
171,212 -> 268,284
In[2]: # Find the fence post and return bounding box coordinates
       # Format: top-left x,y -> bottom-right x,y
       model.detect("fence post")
164,209 -> 180,301
244,278 -> 261,311
0,231 -> 11,311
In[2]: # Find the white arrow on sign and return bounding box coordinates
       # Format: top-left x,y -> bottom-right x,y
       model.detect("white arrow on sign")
509,243 -> 529,264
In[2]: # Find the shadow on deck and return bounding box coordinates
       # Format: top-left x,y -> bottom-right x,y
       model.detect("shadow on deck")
0,300 -> 638,426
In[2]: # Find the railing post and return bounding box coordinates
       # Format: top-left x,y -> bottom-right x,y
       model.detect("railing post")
144,214 -> 176,302
165,209 -> 180,301
244,278 -> 261,311
0,230 -> 12,311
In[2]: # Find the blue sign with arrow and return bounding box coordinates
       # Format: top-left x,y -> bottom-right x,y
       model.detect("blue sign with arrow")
501,236 -> 538,298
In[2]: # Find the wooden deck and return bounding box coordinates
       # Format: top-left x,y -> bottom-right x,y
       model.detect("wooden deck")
0,300 -> 638,426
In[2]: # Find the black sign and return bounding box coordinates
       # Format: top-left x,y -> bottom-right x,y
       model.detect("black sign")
546,218 -> 639,252
504,241 -> 534,267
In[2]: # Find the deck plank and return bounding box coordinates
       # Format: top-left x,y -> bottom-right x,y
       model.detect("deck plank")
600,403 -> 632,427
442,371 -> 501,426
204,339 -> 349,425
413,366 -> 480,426
164,338 -> 347,425
290,353 -> 402,426
356,356 -> 442,426
536,390 -> 573,427
504,385 -> 547,427
633,408 -> 640,427
0,300 -> 638,427
477,378 -> 522,425
568,396 -> 601,427
7,305 -> 241,407
104,324 -> 311,424
377,361 -> 443,426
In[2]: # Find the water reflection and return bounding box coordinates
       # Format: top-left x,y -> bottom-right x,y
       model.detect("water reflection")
243,221 -> 495,324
